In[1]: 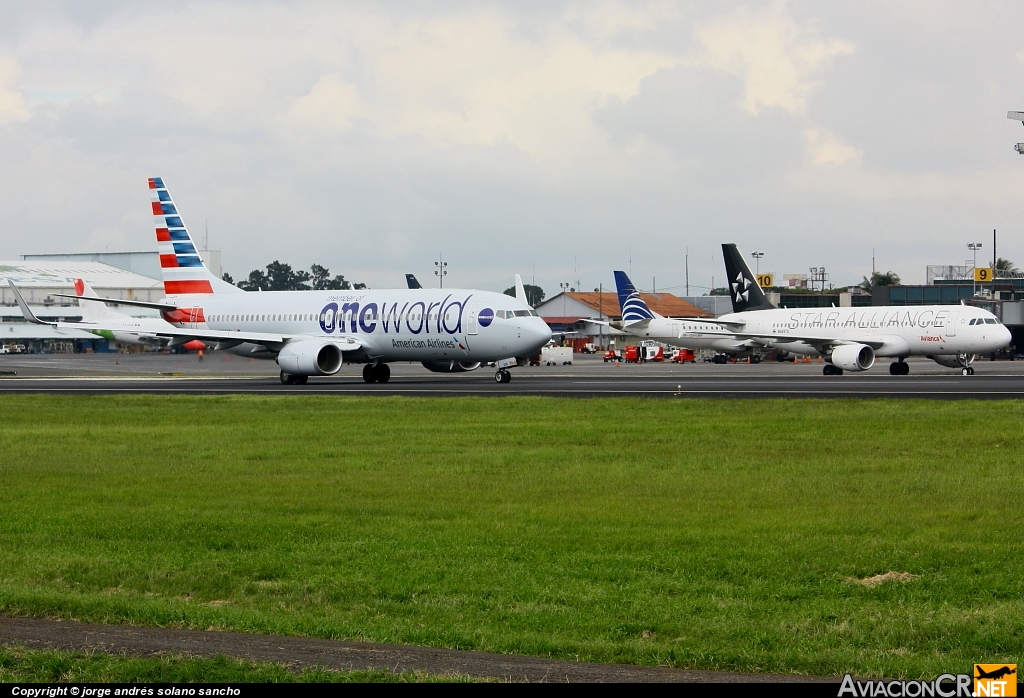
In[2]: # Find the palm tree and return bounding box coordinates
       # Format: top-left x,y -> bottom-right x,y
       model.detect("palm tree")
860,271 -> 901,293
995,258 -> 1019,275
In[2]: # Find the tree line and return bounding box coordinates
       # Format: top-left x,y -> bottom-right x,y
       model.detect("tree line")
222,262 -> 366,291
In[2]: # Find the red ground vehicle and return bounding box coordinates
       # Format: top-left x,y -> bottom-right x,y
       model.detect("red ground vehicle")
646,346 -> 666,362
671,348 -> 696,363
625,345 -> 665,363
603,350 -> 622,362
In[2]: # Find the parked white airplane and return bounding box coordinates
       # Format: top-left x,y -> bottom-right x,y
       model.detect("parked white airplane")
12,177 -> 551,384
611,244 -> 1011,375
66,278 -> 175,346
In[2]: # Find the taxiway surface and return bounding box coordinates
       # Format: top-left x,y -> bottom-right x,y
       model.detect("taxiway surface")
0,352 -> 1020,398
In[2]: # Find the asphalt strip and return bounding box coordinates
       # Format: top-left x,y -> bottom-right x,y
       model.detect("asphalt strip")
0,617 -> 836,683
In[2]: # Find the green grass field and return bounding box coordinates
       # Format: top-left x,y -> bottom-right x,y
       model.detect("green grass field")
0,395 -> 1020,678
0,646 -> 471,682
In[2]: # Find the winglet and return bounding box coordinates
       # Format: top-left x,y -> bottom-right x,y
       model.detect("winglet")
7,280 -> 51,325
515,274 -> 528,305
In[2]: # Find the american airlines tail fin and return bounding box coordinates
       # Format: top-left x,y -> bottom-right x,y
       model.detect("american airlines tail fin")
74,279 -> 126,323
613,271 -> 657,324
721,244 -> 775,313
149,177 -> 241,297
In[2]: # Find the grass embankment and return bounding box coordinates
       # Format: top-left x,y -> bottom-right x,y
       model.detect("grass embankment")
0,646 -> 470,682
0,395 -> 1020,678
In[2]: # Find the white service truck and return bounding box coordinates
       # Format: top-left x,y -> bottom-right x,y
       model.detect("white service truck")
541,346 -> 573,365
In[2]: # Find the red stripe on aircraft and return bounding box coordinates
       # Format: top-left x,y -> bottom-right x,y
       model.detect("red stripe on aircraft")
159,254 -> 178,268
151,202 -> 162,215
155,228 -> 171,242
148,179 -> 156,189
161,307 -> 207,324
164,280 -> 214,295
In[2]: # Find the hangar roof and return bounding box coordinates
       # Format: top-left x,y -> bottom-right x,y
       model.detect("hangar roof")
0,261 -> 162,289
537,291 -> 712,319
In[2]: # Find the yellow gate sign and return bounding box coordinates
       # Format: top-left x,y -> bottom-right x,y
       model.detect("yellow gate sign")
974,267 -> 993,282
755,273 -> 774,289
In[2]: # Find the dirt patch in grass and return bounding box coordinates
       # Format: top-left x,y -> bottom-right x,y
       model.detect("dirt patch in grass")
849,572 -> 920,587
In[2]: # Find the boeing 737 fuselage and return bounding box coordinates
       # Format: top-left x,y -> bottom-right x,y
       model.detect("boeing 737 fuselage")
13,177 -> 551,385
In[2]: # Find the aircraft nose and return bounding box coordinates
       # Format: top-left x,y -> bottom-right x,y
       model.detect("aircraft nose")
535,319 -> 553,344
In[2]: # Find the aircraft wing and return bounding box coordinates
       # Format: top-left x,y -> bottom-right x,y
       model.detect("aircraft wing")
54,322 -> 365,352
51,294 -> 179,311
727,331 -> 886,352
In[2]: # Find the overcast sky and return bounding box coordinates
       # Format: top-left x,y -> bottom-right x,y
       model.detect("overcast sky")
1,1 -> 1023,295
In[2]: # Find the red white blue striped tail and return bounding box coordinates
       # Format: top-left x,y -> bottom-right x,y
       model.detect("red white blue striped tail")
149,177 -> 239,297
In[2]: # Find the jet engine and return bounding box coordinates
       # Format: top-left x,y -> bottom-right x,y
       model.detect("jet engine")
421,360 -> 482,373
830,343 -> 874,372
277,340 -> 344,376
928,354 -> 974,368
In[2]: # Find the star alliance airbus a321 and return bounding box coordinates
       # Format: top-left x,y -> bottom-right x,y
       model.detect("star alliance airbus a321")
611,244 -> 1011,376
10,177 -> 551,385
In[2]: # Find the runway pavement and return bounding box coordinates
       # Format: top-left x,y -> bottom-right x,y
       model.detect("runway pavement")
1,351 -> 1022,397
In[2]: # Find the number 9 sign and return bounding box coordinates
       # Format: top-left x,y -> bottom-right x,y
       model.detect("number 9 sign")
974,267 -> 992,282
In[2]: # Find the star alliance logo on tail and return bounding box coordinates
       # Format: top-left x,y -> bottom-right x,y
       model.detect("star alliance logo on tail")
731,272 -> 751,304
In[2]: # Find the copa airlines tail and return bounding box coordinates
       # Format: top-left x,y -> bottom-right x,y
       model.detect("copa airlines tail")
610,243 -> 1013,376
613,271 -> 657,326
56,177 -> 552,385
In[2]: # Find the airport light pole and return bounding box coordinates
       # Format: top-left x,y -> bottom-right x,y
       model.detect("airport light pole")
968,242 -> 983,295
751,251 -> 764,275
559,282 -> 569,343
434,255 -> 447,288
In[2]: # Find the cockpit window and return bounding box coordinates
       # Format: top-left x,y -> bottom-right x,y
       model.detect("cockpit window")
969,318 -> 977,325
513,310 -> 532,317
985,318 -> 998,325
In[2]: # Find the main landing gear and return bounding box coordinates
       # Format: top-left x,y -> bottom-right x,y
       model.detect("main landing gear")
280,370 -> 308,385
889,360 -> 909,376
363,363 -> 391,383
494,369 -> 512,383
823,364 -> 843,376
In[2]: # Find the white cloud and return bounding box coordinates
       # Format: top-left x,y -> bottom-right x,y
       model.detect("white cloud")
336,11 -> 678,158
0,56 -> 29,125
287,74 -> 365,131
803,128 -> 861,165
694,1 -> 854,115
563,1 -> 683,38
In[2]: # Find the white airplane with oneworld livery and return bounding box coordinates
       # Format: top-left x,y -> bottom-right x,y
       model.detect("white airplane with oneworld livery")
11,177 -> 551,384
612,244 -> 1011,376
